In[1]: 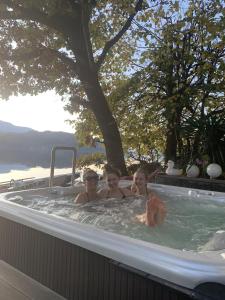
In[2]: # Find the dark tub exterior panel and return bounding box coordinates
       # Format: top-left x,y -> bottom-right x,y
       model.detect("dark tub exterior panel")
0,215 -> 195,300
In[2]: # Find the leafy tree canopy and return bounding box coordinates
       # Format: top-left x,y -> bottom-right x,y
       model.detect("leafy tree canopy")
1,0 -> 225,169
74,0 -> 225,166
0,0 -> 157,173
0,0 -> 148,100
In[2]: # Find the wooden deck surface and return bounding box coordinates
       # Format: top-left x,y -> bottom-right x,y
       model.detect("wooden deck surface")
0,260 -> 65,300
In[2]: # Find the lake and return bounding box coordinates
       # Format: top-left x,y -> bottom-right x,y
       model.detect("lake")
0,163 -> 73,183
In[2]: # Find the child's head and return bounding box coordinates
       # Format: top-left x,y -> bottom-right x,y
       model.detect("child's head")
83,169 -> 99,188
104,164 -> 121,189
133,168 -> 148,188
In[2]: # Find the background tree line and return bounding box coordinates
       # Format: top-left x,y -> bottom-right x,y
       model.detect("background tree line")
0,0 -> 224,173
73,0 -> 225,170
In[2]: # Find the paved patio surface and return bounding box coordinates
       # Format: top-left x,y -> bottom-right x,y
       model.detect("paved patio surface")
0,260 -> 66,300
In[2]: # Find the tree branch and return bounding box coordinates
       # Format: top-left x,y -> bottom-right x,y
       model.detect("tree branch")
96,0 -> 144,70
41,46 -> 78,73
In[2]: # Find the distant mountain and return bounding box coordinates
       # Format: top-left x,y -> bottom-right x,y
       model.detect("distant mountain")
0,121 -> 104,168
0,120 -> 33,133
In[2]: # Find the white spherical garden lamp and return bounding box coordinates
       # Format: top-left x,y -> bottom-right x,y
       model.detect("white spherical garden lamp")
206,163 -> 222,179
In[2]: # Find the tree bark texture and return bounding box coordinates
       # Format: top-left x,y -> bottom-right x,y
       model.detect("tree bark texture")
79,68 -> 127,175
69,9 -> 128,175
164,106 -> 182,162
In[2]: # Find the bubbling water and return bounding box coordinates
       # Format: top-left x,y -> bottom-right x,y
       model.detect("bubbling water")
7,188 -> 225,251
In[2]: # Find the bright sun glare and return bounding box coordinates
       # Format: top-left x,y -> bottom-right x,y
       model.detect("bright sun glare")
0,90 -> 74,133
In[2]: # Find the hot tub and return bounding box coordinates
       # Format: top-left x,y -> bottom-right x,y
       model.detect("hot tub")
0,184 -> 225,300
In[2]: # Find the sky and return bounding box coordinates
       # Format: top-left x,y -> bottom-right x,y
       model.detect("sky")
0,90 -> 75,133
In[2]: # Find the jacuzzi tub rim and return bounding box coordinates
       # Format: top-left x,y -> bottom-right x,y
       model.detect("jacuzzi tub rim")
0,187 -> 225,291
149,182 -> 225,199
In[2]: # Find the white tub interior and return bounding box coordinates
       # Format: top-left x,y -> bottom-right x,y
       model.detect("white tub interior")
0,183 -> 225,290
4,181 -> 225,252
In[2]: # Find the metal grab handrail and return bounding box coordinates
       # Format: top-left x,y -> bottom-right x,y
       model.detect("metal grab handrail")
49,146 -> 77,187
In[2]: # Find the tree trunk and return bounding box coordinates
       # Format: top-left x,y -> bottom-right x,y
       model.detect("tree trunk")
70,15 -> 127,174
164,106 -> 182,162
79,69 -> 127,175
165,125 -> 177,162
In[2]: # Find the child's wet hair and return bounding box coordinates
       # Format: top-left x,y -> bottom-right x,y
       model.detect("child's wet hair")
83,168 -> 98,181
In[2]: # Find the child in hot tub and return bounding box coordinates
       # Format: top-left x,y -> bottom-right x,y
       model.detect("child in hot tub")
132,168 -> 167,226
74,169 -> 101,203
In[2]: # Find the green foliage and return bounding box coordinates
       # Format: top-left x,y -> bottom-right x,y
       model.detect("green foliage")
73,0 -> 225,165
76,152 -> 106,169
0,0 -> 144,100
181,112 -> 225,169
73,110 -> 100,146
0,0 -> 150,173
1,0 -> 225,170
108,76 -> 165,161
131,0 -> 225,161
